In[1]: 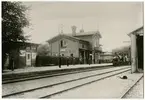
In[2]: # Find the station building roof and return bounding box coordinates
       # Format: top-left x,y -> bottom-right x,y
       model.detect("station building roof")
67,31 -> 102,38
47,34 -> 89,44
128,26 -> 143,36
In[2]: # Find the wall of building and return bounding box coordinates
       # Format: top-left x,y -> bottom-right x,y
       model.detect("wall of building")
75,35 -> 93,49
19,45 -> 37,67
51,40 -> 59,56
50,38 -> 79,57
92,35 -> 100,48
130,27 -> 143,73
76,35 -> 100,49
78,41 -> 89,50
76,35 -> 101,64
101,55 -> 113,60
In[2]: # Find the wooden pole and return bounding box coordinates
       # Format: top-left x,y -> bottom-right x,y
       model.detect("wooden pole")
58,39 -> 61,68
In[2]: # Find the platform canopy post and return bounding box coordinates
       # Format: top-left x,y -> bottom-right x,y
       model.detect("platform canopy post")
131,34 -> 138,73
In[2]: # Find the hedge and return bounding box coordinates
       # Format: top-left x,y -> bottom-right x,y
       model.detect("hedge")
35,55 -> 80,67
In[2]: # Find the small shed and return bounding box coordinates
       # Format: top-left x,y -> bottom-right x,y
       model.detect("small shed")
128,26 -> 143,73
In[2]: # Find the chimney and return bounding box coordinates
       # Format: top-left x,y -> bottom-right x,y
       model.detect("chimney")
71,26 -> 77,36
80,29 -> 84,33
80,24 -> 84,33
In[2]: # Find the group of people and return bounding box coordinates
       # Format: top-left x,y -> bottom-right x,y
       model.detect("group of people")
58,55 -> 75,68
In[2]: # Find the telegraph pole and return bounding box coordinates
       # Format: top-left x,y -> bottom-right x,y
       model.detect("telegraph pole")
58,24 -> 64,68
58,40 -> 61,68
60,24 -> 64,34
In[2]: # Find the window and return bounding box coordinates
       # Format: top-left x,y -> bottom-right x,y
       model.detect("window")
32,46 -> 36,51
63,40 -> 67,46
27,54 -> 30,59
82,44 -> 85,48
60,40 -> 63,47
60,40 -> 67,48
26,47 -> 31,51
70,53 -> 73,57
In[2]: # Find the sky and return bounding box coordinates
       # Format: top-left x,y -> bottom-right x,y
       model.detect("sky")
22,2 -> 143,52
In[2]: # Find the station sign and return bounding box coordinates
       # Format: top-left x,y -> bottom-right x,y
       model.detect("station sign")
60,48 -> 66,52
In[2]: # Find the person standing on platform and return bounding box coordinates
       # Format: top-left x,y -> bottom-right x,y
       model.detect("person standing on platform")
73,57 -> 75,65
89,54 -> 92,65
59,55 -> 61,68
66,56 -> 69,66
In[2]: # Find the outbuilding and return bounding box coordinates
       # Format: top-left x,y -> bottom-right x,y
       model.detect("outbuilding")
128,26 -> 143,73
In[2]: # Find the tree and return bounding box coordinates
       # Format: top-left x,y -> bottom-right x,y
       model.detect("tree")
37,43 -> 50,56
112,45 -> 131,56
2,1 -> 29,71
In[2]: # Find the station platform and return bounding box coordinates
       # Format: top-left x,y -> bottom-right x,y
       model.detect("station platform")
2,63 -> 112,76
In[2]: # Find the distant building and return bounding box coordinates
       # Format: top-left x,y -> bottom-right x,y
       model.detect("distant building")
47,26 -> 102,64
19,42 -> 39,67
128,26 -> 143,73
100,52 -> 113,63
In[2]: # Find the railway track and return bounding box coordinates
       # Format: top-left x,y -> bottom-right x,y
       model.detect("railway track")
2,66 -> 131,98
3,65 -> 113,84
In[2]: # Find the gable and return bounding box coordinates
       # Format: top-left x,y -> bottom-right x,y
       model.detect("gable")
93,31 -> 102,38
74,31 -> 102,39
48,34 -> 79,44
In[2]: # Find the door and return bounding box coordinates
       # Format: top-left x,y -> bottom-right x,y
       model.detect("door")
136,35 -> 143,70
26,52 -> 32,66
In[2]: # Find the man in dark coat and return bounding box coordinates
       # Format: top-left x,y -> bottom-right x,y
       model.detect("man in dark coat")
59,55 -> 61,68
66,56 -> 69,66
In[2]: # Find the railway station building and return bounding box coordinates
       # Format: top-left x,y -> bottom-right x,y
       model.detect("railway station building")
128,26 -> 143,73
47,26 -> 102,64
